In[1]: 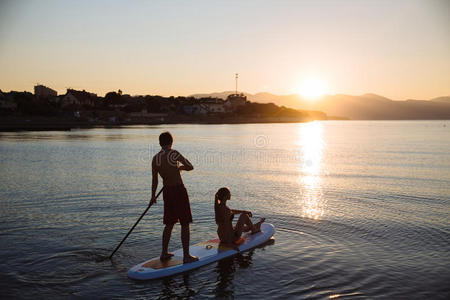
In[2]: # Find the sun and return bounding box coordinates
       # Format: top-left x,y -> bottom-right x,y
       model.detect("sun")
297,78 -> 327,100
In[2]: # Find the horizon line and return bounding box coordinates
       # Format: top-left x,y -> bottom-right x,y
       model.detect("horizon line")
1,87 -> 449,102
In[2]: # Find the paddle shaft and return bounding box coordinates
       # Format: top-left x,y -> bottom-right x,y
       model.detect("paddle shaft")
109,188 -> 163,259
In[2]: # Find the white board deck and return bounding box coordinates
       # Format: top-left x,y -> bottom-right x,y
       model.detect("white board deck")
127,223 -> 275,280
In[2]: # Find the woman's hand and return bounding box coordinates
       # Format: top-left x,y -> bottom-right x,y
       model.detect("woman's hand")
245,211 -> 252,218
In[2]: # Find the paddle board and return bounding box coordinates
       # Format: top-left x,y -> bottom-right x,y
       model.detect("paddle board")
127,223 -> 275,280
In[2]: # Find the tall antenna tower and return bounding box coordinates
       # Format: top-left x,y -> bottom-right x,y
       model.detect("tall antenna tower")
235,73 -> 239,94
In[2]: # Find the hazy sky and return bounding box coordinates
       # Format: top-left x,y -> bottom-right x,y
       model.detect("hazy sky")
0,0 -> 449,99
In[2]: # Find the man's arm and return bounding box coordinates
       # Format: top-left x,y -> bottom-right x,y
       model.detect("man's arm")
150,157 -> 158,204
176,151 -> 194,171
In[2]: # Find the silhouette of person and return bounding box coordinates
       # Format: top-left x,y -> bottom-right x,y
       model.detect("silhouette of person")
151,131 -> 199,263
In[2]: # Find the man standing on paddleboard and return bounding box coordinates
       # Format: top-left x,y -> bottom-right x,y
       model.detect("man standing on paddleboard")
150,131 -> 199,263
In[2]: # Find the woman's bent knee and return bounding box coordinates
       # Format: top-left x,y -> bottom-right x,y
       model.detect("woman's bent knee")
238,213 -> 250,221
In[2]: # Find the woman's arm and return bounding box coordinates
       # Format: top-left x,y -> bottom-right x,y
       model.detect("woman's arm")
230,209 -> 252,217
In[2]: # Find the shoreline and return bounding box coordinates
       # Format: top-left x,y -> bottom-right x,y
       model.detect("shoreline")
0,120 -> 314,132
0,115 -> 349,132
1,118 -> 448,132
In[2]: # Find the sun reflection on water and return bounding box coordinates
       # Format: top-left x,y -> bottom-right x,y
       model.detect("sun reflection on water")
297,122 -> 326,220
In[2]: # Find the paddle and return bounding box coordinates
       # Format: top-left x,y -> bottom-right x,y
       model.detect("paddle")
109,188 -> 163,259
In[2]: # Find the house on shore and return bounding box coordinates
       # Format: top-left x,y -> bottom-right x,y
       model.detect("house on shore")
183,99 -> 226,115
34,85 -> 57,98
61,89 -> 98,108
203,98 -> 226,113
225,93 -> 247,111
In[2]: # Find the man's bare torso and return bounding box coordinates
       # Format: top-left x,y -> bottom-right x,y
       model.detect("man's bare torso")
152,149 -> 184,187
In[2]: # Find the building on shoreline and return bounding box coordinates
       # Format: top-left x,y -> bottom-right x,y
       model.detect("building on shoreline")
225,93 -> 247,111
34,85 -> 57,98
61,89 -> 98,108
182,99 -> 226,115
224,74 -> 247,111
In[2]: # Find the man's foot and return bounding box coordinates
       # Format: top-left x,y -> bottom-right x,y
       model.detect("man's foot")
160,252 -> 174,261
183,255 -> 199,264
251,218 -> 266,234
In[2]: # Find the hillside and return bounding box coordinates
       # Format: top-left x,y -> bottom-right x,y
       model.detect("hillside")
191,92 -> 450,120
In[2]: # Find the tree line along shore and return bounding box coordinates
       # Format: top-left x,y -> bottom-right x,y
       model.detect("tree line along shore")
0,85 -> 341,131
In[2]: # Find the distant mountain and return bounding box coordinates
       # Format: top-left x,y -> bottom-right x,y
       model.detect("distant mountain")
190,91 -> 252,99
430,96 -> 450,103
190,92 -> 450,120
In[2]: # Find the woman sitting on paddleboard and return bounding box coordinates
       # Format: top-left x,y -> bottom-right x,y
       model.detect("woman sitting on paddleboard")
214,187 -> 265,247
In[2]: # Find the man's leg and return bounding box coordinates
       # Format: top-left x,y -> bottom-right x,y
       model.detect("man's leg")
181,223 -> 199,263
161,222 -> 175,260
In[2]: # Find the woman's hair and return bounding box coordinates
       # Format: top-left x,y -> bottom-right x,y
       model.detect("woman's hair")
214,187 -> 231,224
217,187 -> 230,202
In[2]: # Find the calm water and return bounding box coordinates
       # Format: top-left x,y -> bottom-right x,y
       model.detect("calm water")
1,121 -> 449,299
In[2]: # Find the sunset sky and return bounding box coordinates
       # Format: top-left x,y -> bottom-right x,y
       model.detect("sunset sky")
0,0 -> 449,99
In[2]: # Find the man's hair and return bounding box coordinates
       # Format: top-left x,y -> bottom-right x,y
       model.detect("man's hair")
159,131 -> 173,146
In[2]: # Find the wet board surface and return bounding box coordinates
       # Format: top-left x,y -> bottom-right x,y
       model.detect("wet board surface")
127,223 -> 275,280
